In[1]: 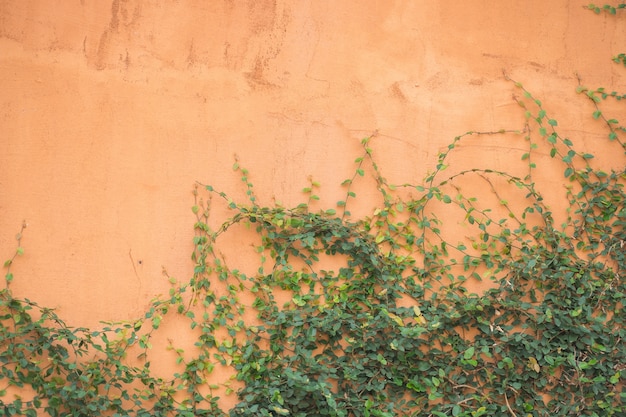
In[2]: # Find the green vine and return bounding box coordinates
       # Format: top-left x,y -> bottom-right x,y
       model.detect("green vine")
2,76 -> 624,416
586,3 -> 626,14
2,10 -> 626,417
586,3 -> 626,67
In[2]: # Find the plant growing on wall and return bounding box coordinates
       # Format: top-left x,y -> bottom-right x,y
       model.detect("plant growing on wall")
586,3 -> 625,14
183,74 -> 625,416
586,3 -> 626,67
2,75 -> 624,416
2,8 -> 625,417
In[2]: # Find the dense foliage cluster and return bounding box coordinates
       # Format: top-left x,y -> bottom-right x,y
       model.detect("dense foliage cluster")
1,5 -> 625,417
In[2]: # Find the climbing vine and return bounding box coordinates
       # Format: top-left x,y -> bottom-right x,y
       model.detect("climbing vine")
2,75 -> 624,416
2,8 -> 625,417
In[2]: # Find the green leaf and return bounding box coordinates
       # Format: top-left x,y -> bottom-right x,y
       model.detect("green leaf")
271,406 -> 290,415
562,150 -> 576,163
548,118 -> 558,126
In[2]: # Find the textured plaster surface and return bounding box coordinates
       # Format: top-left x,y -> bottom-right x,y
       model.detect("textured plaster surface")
1,1 -> 624,334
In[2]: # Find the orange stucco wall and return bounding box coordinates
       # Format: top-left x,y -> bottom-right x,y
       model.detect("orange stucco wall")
1,0 -> 624,334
